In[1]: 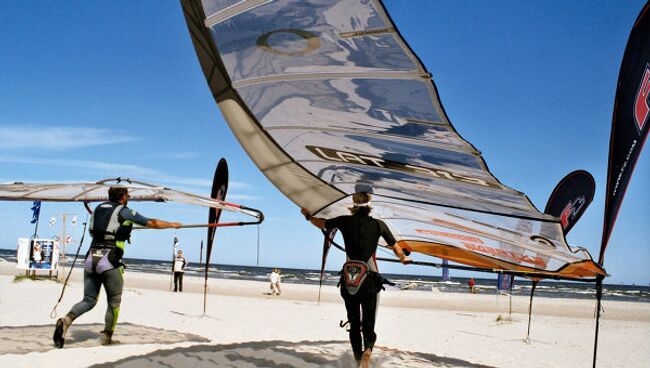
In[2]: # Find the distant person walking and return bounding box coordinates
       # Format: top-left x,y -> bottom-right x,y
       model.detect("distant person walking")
270,268 -> 282,295
173,249 -> 187,292
302,192 -> 411,368
53,186 -> 182,348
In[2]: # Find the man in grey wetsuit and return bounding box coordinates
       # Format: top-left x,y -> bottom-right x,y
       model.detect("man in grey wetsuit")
301,192 -> 410,368
53,186 -> 182,348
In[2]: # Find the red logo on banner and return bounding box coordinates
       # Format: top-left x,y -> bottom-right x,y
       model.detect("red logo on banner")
634,64 -> 650,133
558,196 -> 586,230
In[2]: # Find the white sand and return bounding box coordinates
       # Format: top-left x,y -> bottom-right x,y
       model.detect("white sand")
0,263 -> 648,367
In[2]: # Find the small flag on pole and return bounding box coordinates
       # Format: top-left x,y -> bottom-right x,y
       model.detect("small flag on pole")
30,201 -> 41,224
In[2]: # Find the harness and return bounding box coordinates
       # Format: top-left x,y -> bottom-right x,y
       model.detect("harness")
85,202 -> 132,274
342,260 -> 371,295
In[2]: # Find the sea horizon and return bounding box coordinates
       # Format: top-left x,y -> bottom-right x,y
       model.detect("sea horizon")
2,247 -> 648,303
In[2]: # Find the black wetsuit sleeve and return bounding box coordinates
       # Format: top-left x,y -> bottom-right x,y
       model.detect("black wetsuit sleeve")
378,220 -> 397,246
325,216 -> 346,232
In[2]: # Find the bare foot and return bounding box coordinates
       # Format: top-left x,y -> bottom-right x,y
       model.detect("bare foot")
359,350 -> 372,368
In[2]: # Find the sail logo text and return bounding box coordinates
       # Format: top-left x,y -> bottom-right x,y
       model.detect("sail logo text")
415,229 -> 484,244
463,242 -> 548,268
306,145 -> 499,188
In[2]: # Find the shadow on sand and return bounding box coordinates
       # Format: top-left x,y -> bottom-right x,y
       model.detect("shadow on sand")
90,340 -> 496,368
0,323 -> 210,354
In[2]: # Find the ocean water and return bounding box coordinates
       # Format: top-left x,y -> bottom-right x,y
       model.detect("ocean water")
2,248 -> 648,303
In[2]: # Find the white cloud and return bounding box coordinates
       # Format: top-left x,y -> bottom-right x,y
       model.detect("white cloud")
165,152 -> 202,159
0,126 -> 137,149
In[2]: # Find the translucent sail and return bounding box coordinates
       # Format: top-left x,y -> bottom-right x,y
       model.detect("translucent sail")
0,179 -> 260,219
182,0 -> 604,279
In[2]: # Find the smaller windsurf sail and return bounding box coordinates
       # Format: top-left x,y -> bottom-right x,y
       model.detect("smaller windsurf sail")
0,178 -> 261,220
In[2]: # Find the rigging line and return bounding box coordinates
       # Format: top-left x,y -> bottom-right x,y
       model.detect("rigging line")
50,212 -> 89,319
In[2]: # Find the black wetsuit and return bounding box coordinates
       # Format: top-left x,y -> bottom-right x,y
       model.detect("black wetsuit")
326,212 -> 396,361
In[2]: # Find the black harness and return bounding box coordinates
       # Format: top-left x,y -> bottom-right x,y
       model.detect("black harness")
85,202 -> 132,273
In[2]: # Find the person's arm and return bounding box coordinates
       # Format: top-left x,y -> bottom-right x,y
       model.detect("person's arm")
379,220 -> 411,264
391,243 -> 411,264
122,207 -> 182,229
146,219 -> 182,229
300,208 -> 326,229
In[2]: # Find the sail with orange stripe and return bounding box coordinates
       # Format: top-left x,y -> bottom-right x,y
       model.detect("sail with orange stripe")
181,0 -> 604,280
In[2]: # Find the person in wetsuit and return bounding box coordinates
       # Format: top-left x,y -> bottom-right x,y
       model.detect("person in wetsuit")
301,192 -> 411,367
53,186 -> 182,348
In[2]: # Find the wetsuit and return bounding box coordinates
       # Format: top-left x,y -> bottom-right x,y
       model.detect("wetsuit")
66,202 -> 149,336
325,212 -> 396,361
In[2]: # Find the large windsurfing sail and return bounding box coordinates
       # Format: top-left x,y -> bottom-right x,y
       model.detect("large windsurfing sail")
181,0 -> 604,280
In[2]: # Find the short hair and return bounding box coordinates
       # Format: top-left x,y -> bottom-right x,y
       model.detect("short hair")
108,187 -> 128,203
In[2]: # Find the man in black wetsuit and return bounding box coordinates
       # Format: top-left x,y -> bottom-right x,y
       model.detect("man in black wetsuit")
301,192 -> 410,367
53,186 -> 182,348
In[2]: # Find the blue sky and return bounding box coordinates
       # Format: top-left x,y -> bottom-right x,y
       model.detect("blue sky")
1,1 -> 647,285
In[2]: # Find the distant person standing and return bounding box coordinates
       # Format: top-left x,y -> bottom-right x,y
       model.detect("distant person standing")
468,277 -> 476,293
270,268 -> 281,295
173,249 -> 187,292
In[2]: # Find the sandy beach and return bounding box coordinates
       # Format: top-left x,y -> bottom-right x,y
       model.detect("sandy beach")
0,262 -> 648,368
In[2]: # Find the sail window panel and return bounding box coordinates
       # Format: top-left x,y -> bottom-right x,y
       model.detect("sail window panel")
208,0 -> 417,83
298,161 -> 542,217
369,197 -> 570,253
269,129 -> 489,180
316,196 -> 587,274
237,78 -> 452,142
384,219 -> 579,272
318,195 -> 577,266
